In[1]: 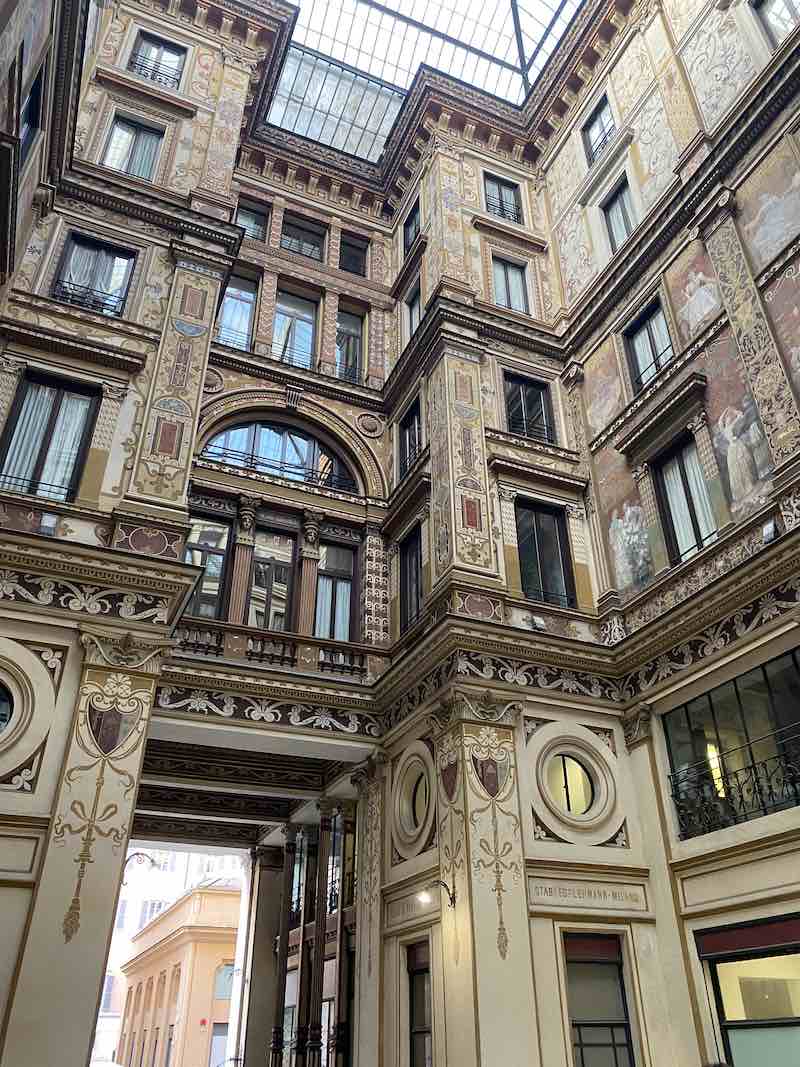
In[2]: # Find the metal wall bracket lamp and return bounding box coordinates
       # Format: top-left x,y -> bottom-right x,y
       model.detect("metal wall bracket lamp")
417,879 -> 457,908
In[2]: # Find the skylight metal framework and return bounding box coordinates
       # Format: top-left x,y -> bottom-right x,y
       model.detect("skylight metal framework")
268,0 -> 582,160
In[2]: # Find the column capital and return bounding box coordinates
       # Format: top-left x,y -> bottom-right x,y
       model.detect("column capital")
79,627 -> 175,676
0,354 -> 26,377
691,187 -> 737,242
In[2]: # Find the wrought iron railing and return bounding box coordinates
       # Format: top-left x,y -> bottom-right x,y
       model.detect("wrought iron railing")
127,54 -> 182,89
238,217 -> 267,241
280,231 -> 323,260
216,324 -> 252,351
631,344 -> 675,393
319,647 -> 366,676
586,122 -> 615,163
199,444 -> 357,493
270,340 -> 361,385
52,279 -> 125,316
669,725 -> 800,839
398,442 -> 421,481
0,474 -> 72,501
506,415 -> 555,443
523,586 -> 576,610
270,340 -> 314,371
327,870 -> 341,914
485,192 -> 523,225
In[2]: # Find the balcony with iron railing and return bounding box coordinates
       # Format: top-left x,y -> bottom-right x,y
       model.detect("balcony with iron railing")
485,192 -> 523,225
670,724 -> 800,839
216,324 -> 252,351
127,54 -> 182,89
506,414 -> 556,444
198,442 -> 358,494
52,279 -> 126,316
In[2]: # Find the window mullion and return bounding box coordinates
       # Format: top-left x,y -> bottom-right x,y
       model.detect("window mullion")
31,387 -> 64,491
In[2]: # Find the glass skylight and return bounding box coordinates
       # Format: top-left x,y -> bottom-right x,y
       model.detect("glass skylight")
267,0 -> 582,160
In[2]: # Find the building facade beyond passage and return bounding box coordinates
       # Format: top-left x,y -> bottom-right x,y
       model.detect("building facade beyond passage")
0,0 -> 800,1066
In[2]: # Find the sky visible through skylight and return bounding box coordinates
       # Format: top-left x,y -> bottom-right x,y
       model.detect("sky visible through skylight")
267,0 -> 581,160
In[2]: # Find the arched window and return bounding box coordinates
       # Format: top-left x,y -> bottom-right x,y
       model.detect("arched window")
202,422 -> 357,493
0,683 -> 12,735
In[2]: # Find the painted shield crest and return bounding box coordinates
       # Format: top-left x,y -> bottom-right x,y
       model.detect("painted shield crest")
471,753 -> 509,798
88,703 -> 139,755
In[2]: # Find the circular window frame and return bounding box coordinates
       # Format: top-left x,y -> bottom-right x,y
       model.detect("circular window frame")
392,741 -> 436,861
545,752 -> 595,817
536,735 -> 616,831
0,658 -> 35,755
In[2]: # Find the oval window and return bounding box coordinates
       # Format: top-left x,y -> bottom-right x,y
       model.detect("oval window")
0,683 -> 12,736
546,754 -> 594,815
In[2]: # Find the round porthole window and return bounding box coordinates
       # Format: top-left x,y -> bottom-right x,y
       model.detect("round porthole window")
392,742 -> 436,861
0,683 -> 12,736
546,753 -> 594,815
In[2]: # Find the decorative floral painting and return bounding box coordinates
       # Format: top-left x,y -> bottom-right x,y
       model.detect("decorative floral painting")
763,257 -> 800,399
738,139 -> 800,273
583,339 -> 625,438
705,329 -> 773,520
665,241 -> 722,344
594,446 -> 653,594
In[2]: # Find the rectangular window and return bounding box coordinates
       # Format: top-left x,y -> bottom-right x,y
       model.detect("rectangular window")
116,899 -> 128,930
406,283 -> 421,337
280,216 -> 325,260
564,934 -> 635,1067
408,942 -> 432,1067
625,302 -> 674,391
340,234 -> 368,276
515,501 -> 576,609
183,520 -> 229,618
217,277 -> 257,350
237,205 -> 268,241
400,525 -> 423,633
138,900 -> 165,928
128,33 -> 186,89
583,96 -> 616,162
504,374 -> 554,442
103,117 -> 162,180
493,257 -> 528,313
399,399 -> 422,478
19,66 -> 44,168
0,375 -> 98,501
101,974 -> 115,1013
208,1023 -> 228,1067
655,438 -> 716,564
404,200 -> 421,255
663,649 -> 800,838
314,543 -> 355,642
164,1025 -> 174,1067
249,529 -> 296,631
272,291 -> 317,370
603,180 -> 636,253
484,174 -> 523,224
53,236 -> 134,315
757,0 -> 800,45
335,310 -> 363,383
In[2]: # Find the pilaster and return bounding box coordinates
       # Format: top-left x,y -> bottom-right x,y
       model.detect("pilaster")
305,803 -> 335,1067
632,461 -> 670,573
269,824 -> 298,1067
229,495 -> 260,624
0,354 -> 25,435
297,509 -> 323,635
319,291 -> 340,376
193,49 -> 255,211
352,757 -> 385,1067
241,845 -> 285,1067
362,524 -> 390,645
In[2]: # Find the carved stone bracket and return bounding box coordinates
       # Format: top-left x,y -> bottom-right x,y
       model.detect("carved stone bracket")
80,627 -> 175,676
622,703 -> 652,750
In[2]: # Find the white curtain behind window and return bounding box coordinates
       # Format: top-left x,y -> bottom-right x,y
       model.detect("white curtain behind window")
65,242 -> 97,288
683,442 -> 716,547
507,265 -> 526,312
632,326 -> 655,386
38,393 -> 91,500
104,121 -> 136,171
334,579 -> 351,640
0,383 -> 54,491
315,576 -> 333,638
127,126 -> 161,179
650,308 -> 672,362
662,454 -> 696,559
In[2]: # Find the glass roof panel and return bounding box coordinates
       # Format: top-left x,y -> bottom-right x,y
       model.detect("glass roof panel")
266,0 -> 582,161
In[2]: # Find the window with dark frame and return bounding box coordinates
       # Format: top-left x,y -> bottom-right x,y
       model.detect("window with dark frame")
217,276 -> 257,350
756,0 -> 800,46
280,215 -> 326,260
272,290 -> 317,370
493,257 -> 528,313
654,437 -> 716,565
403,200 -> 421,254
583,96 -> 616,163
663,649 -> 800,839
335,309 -> 364,383
625,301 -> 674,392
408,941 -> 432,1067
515,500 -> 576,609
53,235 -> 135,316
603,179 -> 635,253
19,65 -> 44,168
400,525 -> 423,633
399,399 -> 421,478
564,933 -> 636,1067
0,374 -> 99,501
237,205 -> 268,241
406,283 -> 421,337
128,32 -> 186,89
183,519 -> 229,619
103,117 -> 162,180
249,528 -> 296,631
504,374 -> 555,442
484,173 -> 523,224
340,234 -> 368,275
314,543 -> 356,642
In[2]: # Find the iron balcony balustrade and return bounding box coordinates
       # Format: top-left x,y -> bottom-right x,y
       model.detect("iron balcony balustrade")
327,869 -> 341,914
216,324 -> 253,351
238,217 -> 267,241
199,442 -> 358,493
127,54 -> 182,89
0,474 -> 73,502
631,344 -> 676,393
670,724 -> 800,839
175,618 -> 378,678
270,340 -> 361,384
51,279 -> 125,316
398,442 -> 421,481
280,230 -> 324,261
506,415 -> 556,444
586,122 -> 616,164
526,586 -> 577,610
485,192 -> 523,225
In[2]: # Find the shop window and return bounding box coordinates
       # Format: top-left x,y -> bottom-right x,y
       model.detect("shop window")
400,525 -> 422,633
103,117 -> 162,179
504,373 -> 554,442
654,437 -> 716,564
564,933 -> 636,1067
493,257 -> 528,313
53,236 -> 135,316
183,520 -> 229,618
603,179 -> 635,253
0,374 -> 99,501
408,941 -> 432,1067
583,96 -> 616,163
484,173 -> 523,224
217,276 -> 257,351
624,301 -> 674,392
515,501 -> 576,609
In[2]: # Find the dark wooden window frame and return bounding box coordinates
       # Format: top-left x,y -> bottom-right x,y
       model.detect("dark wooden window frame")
602,177 -> 635,254
623,299 -> 675,393
314,539 -> 360,642
514,499 -> 577,609
399,397 -> 422,479
653,434 -> 714,566
52,233 -> 136,316
280,215 -> 327,261
246,526 -> 299,633
503,372 -> 555,443
493,255 -> 529,313
406,282 -> 422,337
399,524 -> 423,633
754,0 -> 800,47
564,933 -> 637,1067
339,233 -> 369,276
582,95 -> 616,164
484,172 -> 524,224
236,204 -> 268,241
408,941 -> 432,1067
183,516 -> 231,620
403,200 -> 421,255
0,371 -> 100,502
